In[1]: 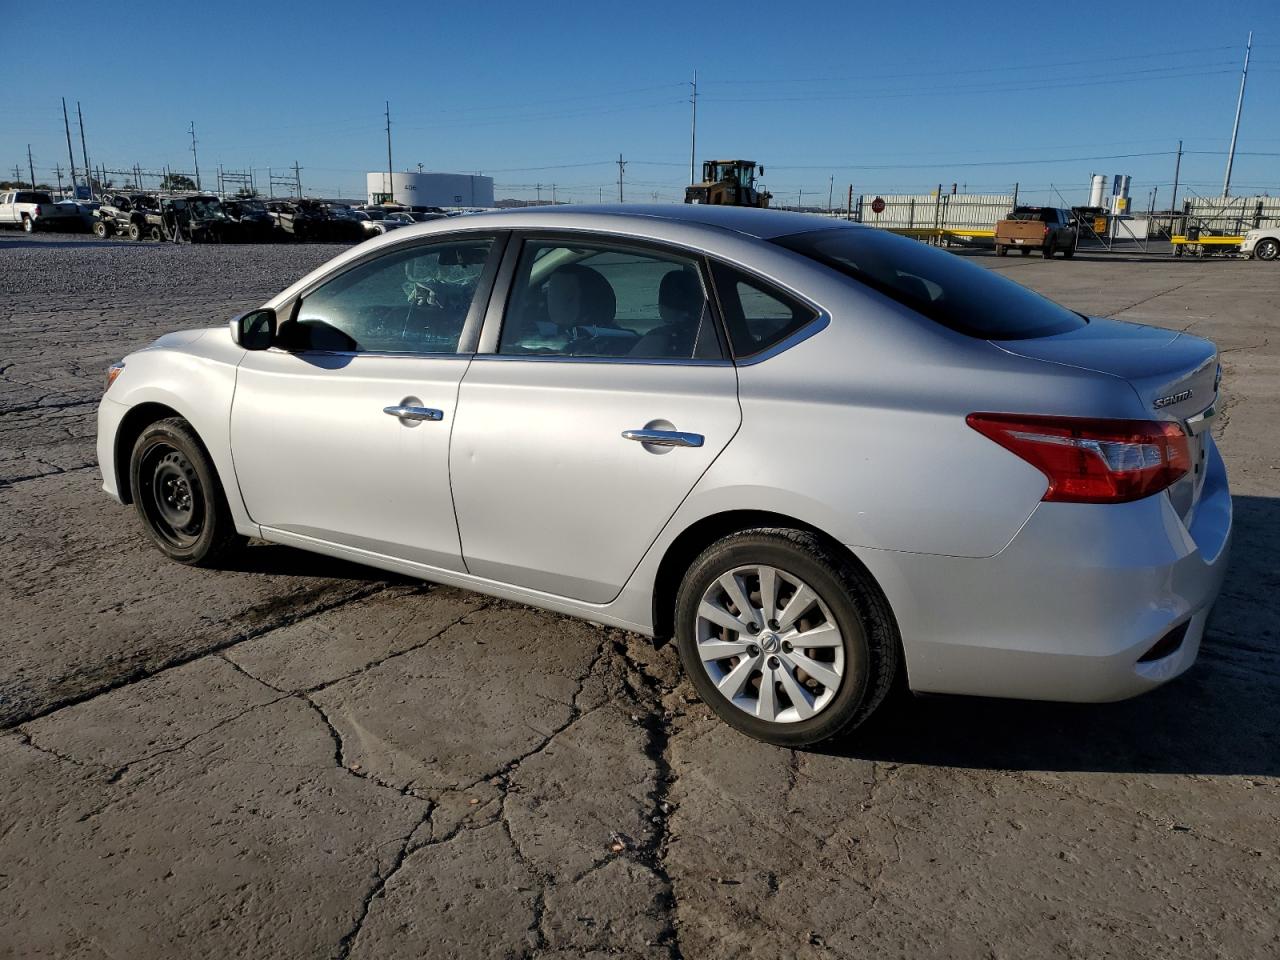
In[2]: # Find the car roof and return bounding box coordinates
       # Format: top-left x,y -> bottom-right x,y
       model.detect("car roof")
468,203 -> 850,241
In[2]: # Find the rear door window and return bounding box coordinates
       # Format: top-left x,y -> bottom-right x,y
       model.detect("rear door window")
775,227 -> 1087,340
708,262 -> 818,358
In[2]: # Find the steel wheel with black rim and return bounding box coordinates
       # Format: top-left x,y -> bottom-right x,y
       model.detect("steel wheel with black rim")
675,528 -> 899,746
129,418 -> 245,566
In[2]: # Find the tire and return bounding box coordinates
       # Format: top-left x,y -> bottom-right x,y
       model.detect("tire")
1062,243 -> 1076,259
127,222 -> 142,241
149,225 -> 163,241
1020,247 -> 1030,256
129,417 -> 246,566
1041,238 -> 1055,258
22,216 -> 34,233
995,244 -> 1007,257
93,220 -> 110,238
1256,238 -> 1280,261
674,528 -> 899,747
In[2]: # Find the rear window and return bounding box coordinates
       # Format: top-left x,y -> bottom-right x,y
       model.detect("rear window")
16,192 -> 53,204
774,228 -> 1087,340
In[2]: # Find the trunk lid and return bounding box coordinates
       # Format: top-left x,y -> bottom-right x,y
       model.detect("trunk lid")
992,316 -> 1219,521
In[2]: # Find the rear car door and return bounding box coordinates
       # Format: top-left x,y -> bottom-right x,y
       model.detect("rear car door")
450,233 -> 741,603
230,233 -> 504,570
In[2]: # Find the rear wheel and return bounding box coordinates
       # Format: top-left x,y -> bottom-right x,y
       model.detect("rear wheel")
1042,238 -> 1055,258
22,216 -> 34,233
995,244 -> 1007,257
129,418 -> 245,566
1256,238 -> 1280,261
149,224 -> 163,241
127,222 -> 142,241
675,529 -> 899,747
1020,247 -> 1030,256
1062,242 -> 1076,259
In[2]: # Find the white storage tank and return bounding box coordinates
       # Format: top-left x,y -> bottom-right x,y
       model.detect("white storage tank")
1089,174 -> 1107,208
366,171 -> 495,208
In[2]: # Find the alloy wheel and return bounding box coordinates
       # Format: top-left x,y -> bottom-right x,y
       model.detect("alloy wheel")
694,564 -> 845,723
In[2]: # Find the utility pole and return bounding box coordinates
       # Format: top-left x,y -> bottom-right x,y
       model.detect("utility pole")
617,154 -> 626,203
846,184 -> 853,221
551,184 -> 557,205
827,175 -> 834,214
536,183 -> 542,204
1171,139 -> 1183,235
797,188 -> 803,211
189,121 -> 201,190
27,145 -> 36,191
62,98 -> 80,196
77,101 -> 93,199
54,164 -> 63,196
689,68 -> 698,186
1223,32 -> 1252,197
293,160 -> 303,198
385,100 -> 393,204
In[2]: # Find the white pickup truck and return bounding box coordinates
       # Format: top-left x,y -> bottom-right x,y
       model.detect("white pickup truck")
0,190 -> 83,232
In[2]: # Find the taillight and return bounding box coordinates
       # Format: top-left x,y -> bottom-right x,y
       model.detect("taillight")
966,413 -> 1190,504
34,205 -> 43,216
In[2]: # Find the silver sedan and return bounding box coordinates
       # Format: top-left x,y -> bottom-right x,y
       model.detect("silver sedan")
96,205 -> 1231,746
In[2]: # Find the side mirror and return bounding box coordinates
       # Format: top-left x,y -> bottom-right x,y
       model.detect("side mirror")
230,308 -> 276,350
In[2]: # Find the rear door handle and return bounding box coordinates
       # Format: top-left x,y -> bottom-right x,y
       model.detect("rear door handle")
622,428 -> 704,448
384,404 -> 443,422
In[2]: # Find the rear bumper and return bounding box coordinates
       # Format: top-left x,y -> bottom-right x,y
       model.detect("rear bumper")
858,438 -> 1232,703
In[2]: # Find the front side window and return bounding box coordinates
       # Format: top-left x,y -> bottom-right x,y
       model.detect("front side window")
498,239 -> 722,360
285,237 -> 494,354
775,227 -> 1087,340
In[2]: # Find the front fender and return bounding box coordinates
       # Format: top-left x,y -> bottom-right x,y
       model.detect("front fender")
97,333 -> 256,534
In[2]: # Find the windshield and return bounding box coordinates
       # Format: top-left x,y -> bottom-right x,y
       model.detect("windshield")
188,198 -> 226,219
774,228 -> 1087,340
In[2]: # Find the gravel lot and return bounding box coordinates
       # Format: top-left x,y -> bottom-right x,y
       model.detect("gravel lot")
1,232 -> 1277,959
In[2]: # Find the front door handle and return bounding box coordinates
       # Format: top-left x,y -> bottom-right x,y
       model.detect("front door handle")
384,404 -> 443,422
622,428 -> 704,448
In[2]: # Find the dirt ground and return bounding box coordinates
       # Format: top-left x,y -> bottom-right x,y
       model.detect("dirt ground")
1,233 -> 1277,959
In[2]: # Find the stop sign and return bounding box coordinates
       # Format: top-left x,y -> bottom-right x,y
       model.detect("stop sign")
871,196 -> 886,214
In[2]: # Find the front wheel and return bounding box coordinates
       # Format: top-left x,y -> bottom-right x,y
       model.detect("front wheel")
127,222 -> 142,241
675,529 -> 899,747
1062,243 -> 1076,259
93,220 -> 110,238
129,418 -> 245,566
1256,238 -> 1280,261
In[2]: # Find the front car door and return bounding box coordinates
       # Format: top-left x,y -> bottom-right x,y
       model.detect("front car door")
230,232 -> 505,570
450,233 -> 742,603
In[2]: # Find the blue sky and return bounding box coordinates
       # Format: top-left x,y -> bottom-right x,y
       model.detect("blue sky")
4,0 -> 1277,206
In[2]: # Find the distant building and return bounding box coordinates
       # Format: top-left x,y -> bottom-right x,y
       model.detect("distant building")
367,171 -> 494,208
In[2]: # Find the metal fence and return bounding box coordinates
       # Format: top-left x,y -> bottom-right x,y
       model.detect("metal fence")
855,193 -> 1014,232
1182,196 -> 1280,235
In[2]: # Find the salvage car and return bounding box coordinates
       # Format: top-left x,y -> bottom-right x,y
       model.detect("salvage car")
93,193 -> 165,240
0,189 -> 84,232
1241,226 -> 1280,261
994,206 -> 1078,258
221,198 -> 275,242
96,205 -> 1230,746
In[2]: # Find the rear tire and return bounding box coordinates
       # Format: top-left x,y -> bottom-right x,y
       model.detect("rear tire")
674,528 -> 899,747
128,222 -> 142,241
22,216 -> 34,233
1020,247 -> 1030,256
995,244 -> 1007,257
149,224 -> 163,241
1256,238 -> 1280,261
1042,239 -> 1055,258
1062,243 -> 1076,259
129,418 -> 246,567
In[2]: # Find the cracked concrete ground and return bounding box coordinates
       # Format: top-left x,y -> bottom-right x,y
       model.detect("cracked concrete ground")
1,234 -> 1277,959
